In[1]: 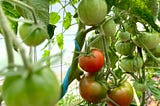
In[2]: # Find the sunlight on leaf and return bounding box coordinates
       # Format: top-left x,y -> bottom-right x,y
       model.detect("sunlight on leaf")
63,12 -> 72,30
56,33 -> 64,50
50,12 -> 60,25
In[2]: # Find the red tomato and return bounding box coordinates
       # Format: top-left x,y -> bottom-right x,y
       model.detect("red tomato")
78,49 -> 104,73
106,81 -> 133,106
79,74 -> 107,103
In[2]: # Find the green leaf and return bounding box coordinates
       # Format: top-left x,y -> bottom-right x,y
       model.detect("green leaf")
41,50 -> 50,66
108,47 -> 118,69
115,0 -> 130,10
2,1 -> 20,33
114,68 -> 123,79
16,0 -> 49,26
106,0 -> 115,12
148,81 -> 160,101
42,50 -> 50,58
49,12 -> 60,25
56,33 -> 64,50
158,11 -> 160,21
49,0 -> 60,4
130,0 -> 160,32
63,12 -> 72,30
47,24 -> 56,39
70,0 -> 78,4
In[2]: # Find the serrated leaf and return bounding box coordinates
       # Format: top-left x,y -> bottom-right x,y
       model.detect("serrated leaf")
16,0 -> 49,27
2,1 -> 20,33
148,80 -> 160,101
49,12 -> 60,25
130,0 -> 160,32
56,33 -> 64,50
63,12 -> 72,30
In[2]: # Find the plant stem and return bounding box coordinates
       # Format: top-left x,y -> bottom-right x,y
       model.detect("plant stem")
5,0 -> 38,24
140,92 -> 145,106
0,2 -> 32,72
136,33 -> 160,63
100,25 -> 118,85
68,21 -> 85,84
68,22 -> 97,84
0,3 -> 14,65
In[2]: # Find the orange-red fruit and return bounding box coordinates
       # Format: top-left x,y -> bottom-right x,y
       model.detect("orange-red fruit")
79,49 -> 104,73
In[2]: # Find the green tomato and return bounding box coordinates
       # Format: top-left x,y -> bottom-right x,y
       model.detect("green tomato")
77,0 -> 108,26
102,18 -> 116,36
133,32 -> 160,49
19,23 -> 47,46
150,43 -> 160,57
2,68 -> 61,106
118,31 -> 130,42
119,56 -> 143,73
115,40 -> 135,56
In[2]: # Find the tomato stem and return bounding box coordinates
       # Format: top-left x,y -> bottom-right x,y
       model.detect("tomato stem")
5,0 -> 38,24
0,2 -> 33,73
100,25 -> 118,85
135,33 -> 160,63
140,92 -> 146,106
0,3 -> 14,65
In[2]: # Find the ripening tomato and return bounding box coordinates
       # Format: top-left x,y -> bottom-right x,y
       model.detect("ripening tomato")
78,49 -> 104,73
106,81 -> 133,106
79,73 -> 107,103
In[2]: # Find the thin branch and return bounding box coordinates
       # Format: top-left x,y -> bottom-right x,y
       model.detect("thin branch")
0,2 -> 32,72
0,3 -> 14,65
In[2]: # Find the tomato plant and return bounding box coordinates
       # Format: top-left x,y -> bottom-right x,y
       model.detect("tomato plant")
2,68 -> 61,106
19,23 -> 47,46
79,73 -> 107,103
77,0 -> 108,26
1,0 -> 160,105
107,81 -> 133,106
78,49 -> 104,73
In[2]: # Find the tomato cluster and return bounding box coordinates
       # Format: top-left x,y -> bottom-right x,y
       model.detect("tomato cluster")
78,49 -> 106,103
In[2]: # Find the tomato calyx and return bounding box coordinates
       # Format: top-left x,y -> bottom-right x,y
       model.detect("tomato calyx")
133,81 -> 147,92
